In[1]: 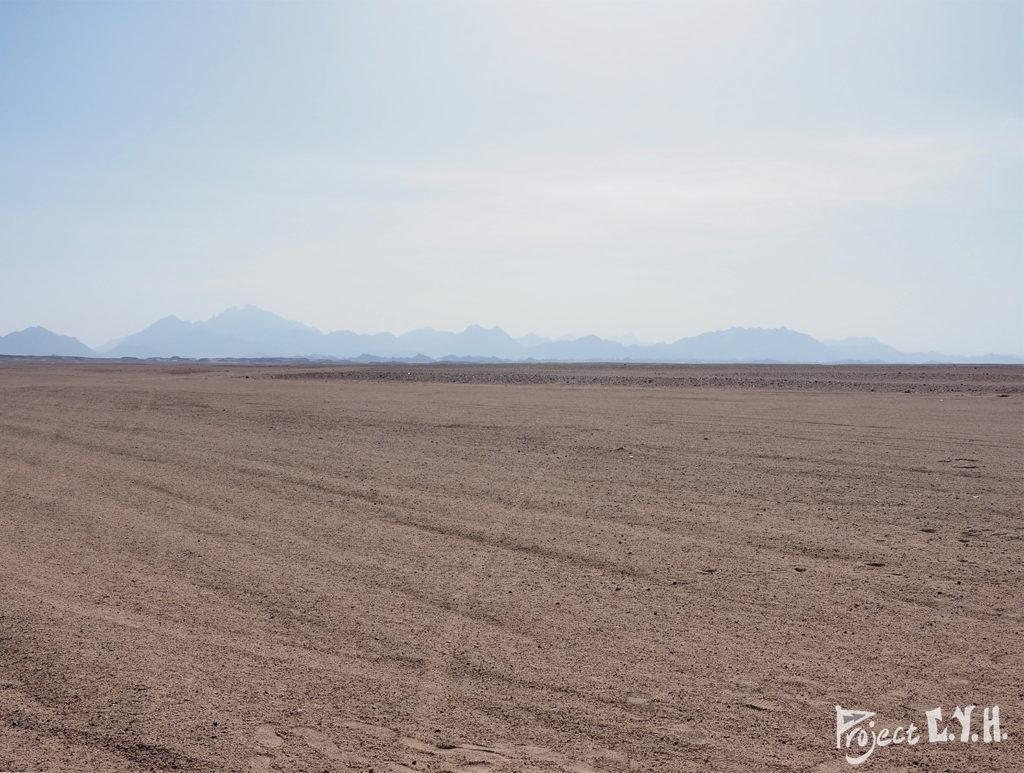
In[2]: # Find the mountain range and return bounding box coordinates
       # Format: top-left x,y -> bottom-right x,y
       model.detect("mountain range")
1,305 -> 1020,364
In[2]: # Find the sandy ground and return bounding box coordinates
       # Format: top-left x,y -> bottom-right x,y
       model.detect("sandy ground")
0,363 -> 1021,772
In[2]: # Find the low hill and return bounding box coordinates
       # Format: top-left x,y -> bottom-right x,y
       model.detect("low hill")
0,327 -> 96,357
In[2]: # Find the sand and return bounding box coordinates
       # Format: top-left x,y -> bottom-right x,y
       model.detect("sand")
1,363 -> 1021,771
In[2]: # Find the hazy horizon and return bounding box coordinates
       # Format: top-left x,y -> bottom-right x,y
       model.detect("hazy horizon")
53,303 -> 1024,356
2,1 -> 1021,353
4,303 -> 1019,360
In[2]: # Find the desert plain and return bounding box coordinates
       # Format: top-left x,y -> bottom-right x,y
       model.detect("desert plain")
1,362 -> 1022,772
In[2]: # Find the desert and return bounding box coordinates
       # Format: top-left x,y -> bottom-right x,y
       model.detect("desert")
1,362 -> 1021,771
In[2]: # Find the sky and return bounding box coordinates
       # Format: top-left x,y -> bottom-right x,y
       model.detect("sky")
1,0 -> 1021,353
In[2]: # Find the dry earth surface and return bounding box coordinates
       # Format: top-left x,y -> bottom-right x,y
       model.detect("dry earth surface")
1,363 -> 1021,772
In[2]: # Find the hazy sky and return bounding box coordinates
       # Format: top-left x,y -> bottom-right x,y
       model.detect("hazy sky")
1,1 -> 1021,352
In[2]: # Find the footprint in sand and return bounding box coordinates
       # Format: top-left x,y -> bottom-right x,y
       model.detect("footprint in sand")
248,755 -> 274,772
664,721 -> 711,746
399,735 -> 439,753
994,651 -> 1023,668
437,743 -> 508,770
293,726 -> 362,764
513,745 -> 601,773
587,748 -> 632,771
449,740 -> 604,773
341,722 -> 610,773
255,724 -> 284,749
344,720 -> 398,740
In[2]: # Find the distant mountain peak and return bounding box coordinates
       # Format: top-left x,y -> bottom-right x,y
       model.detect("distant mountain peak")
208,305 -> 318,332
0,326 -> 95,357
217,304 -> 267,316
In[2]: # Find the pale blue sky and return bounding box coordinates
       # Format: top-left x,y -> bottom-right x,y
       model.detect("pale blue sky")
1,0 -> 1021,352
